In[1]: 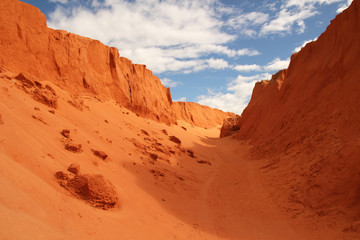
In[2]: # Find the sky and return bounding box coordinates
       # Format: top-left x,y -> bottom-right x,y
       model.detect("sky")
22,0 -> 353,114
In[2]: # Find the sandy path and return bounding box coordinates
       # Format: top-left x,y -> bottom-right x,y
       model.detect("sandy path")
193,136 -> 314,240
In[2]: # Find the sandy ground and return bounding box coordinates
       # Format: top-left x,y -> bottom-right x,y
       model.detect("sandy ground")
0,74 -> 355,240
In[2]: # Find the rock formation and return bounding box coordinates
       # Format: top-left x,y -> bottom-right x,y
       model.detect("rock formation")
0,0 -> 230,127
172,102 -> 234,128
219,115 -> 241,138
231,0 -> 360,218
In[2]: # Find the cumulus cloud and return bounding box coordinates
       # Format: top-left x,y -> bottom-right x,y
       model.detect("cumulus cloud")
198,56 -> 290,113
263,57 -> 290,71
48,0 -> 261,74
293,37 -> 318,52
260,0 -> 344,36
232,58 -> 288,73
233,64 -> 262,72
227,11 -> 269,37
197,73 -> 271,114
161,78 -> 182,88
174,97 -> 187,102
49,0 -> 68,4
337,0 -> 353,13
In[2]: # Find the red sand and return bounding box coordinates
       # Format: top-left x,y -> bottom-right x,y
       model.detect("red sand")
1,0 -> 360,239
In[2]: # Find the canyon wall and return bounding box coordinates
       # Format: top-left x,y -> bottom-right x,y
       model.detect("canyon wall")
0,0 -> 231,127
232,0 -> 360,216
172,102 -> 234,128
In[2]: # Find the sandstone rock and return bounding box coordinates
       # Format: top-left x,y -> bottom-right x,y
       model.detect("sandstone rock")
0,0 -> 175,124
67,163 -> 80,175
91,149 -> 108,160
65,174 -> 118,210
172,102 -> 235,128
32,86 -> 57,109
55,171 -> 69,180
169,136 -> 181,144
61,129 -> 71,138
65,143 -> 82,153
141,129 -> 149,136
220,115 -> 241,138
187,149 -> 195,158
235,0 -> 360,215
0,0 -> 235,127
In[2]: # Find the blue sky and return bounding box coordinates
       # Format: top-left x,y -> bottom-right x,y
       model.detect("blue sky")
22,0 -> 352,114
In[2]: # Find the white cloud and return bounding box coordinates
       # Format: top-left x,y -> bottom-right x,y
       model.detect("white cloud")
232,58 -> 288,73
263,57 -> 290,71
293,37 -> 318,52
233,64 -> 262,72
337,0 -> 353,13
174,97 -> 187,102
197,73 -> 271,114
206,58 -> 229,70
227,11 -> 269,37
261,7 -> 317,35
260,0 -> 345,36
161,78 -> 182,88
48,0 -> 261,74
49,0 -> 68,4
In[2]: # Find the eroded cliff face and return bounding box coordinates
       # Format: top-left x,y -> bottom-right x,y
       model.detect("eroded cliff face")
0,0 -> 179,124
232,0 -> 360,219
172,102 -> 235,128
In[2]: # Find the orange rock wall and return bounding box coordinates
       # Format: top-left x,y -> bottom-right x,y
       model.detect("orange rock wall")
172,102 -> 235,128
0,0 -> 232,127
0,0 -> 176,124
236,0 -> 360,212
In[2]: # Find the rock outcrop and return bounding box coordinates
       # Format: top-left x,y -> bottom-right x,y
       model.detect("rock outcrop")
172,102 -> 235,128
219,115 -> 241,138
0,0 -> 232,127
230,0 -> 360,217
0,0 -> 175,124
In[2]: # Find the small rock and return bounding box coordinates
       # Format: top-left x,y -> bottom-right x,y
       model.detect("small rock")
149,153 -> 158,162
0,114 -> 3,125
169,136 -> 181,144
48,110 -> 55,114
67,163 -> 80,174
187,149 -> 195,158
34,107 -> 40,111
161,129 -> 168,135
32,114 -> 47,125
197,160 -> 212,165
55,171 -> 69,180
65,142 -> 82,153
141,129 -> 149,136
91,149 -> 108,160
61,129 -> 71,138
176,176 -> 184,181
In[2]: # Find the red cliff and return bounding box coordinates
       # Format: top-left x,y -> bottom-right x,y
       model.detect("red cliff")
0,0 -> 178,124
0,0 -> 232,127
172,102 -> 235,128
232,0 -> 360,219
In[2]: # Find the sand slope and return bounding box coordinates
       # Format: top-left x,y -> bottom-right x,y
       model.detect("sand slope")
0,67 -> 356,240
